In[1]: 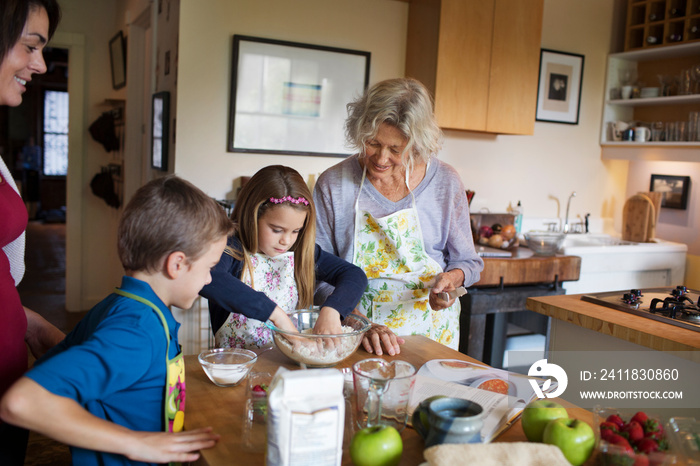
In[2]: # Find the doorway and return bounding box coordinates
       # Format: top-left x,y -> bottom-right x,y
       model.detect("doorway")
0,46 -> 68,223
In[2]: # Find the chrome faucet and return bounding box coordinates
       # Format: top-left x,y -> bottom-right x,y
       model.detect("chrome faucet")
563,191 -> 577,234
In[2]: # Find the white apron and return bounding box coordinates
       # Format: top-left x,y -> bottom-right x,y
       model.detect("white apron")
353,166 -> 460,349
214,252 -> 298,349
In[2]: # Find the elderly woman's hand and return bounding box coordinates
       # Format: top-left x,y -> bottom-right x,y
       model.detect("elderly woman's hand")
429,270 -> 465,310
352,309 -> 404,356
361,323 -> 404,356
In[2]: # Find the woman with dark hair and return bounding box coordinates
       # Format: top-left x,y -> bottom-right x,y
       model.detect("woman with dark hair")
0,0 -> 64,463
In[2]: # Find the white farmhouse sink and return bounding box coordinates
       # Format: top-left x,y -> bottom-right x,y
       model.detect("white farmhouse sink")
559,234 -> 687,294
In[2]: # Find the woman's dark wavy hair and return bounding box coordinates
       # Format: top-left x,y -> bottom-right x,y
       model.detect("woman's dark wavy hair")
0,0 -> 61,64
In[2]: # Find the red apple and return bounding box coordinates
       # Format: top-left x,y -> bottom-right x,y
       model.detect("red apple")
478,225 -> 493,239
350,425 -> 402,466
521,399 -> 569,442
543,418 -> 596,466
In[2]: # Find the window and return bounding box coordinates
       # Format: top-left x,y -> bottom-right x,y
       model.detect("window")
43,89 -> 69,176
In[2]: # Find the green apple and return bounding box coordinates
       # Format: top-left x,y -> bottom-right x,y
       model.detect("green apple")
542,418 -> 595,466
521,399 -> 569,442
350,425 -> 403,466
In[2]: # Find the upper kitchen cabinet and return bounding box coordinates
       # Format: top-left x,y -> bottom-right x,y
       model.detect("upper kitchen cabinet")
600,41 -> 700,162
405,0 -> 544,135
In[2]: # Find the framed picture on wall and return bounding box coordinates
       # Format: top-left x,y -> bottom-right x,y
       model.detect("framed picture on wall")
151,91 -> 170,171
535,49 -> 584,125
650,174 -> 690,209
228,35 -> 370,156
109,31 -> 126,90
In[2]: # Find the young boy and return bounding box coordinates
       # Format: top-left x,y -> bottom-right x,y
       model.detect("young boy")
0,175 -> 233,465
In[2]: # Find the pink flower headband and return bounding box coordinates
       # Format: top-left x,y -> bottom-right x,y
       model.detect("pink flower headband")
269,195 -> 309,206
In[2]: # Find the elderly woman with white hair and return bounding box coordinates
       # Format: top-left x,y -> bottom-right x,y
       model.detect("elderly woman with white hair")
313,77 -> 484,356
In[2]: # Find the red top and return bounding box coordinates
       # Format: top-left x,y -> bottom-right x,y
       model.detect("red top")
0,173 -> 29,397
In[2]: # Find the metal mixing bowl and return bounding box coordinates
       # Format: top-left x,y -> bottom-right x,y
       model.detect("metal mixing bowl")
524,231 -> 565,256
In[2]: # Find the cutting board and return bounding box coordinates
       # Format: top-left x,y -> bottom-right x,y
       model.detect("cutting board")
622,193 -> 656,242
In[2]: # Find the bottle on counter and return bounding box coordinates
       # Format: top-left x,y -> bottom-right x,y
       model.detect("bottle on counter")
513,201 -> 523,234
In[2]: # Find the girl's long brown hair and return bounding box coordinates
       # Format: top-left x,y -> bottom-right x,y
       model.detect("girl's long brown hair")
230,165 -> 316,309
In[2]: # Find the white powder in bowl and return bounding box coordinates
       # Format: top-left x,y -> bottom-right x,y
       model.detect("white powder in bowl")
273,326 -> 362,367
208,366 -> 247,385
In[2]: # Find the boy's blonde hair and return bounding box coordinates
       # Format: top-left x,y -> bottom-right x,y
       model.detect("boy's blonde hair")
118,175 -> 233,273
231,165 -> 316,309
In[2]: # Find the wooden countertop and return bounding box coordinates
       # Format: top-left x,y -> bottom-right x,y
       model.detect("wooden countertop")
526,293 -> 700,358
472,249 -> 581,287
186,336 -> 596,465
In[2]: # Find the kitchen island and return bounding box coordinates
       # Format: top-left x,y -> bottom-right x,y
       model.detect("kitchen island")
460,249 -> 581,366
525,293 -> 700,362
185,335 -> 596,465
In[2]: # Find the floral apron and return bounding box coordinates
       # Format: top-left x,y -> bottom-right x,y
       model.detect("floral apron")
113,289 -> 186,434
353,166 -> 460,349
214,252 -> 298,349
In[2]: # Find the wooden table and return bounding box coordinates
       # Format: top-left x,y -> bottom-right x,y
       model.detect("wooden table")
186,335 -> 596,465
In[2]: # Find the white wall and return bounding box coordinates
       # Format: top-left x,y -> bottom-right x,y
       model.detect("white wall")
442,0 -> 629,233
176,0 -> 408,198
176,0 -> 629,235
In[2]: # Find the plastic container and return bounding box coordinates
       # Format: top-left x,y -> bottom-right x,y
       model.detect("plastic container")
666,417 -> 700,464
594,406 -> 678,465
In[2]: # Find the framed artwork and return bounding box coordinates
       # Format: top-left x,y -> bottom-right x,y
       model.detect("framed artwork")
228,35 -> 370,156
109,31 -> 126,90
650,174 -> 690,210
151,91 -> 170,171
535,49 -> 584,125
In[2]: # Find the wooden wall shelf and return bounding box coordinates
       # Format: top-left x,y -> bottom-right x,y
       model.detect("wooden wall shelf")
625,0 -> 700,50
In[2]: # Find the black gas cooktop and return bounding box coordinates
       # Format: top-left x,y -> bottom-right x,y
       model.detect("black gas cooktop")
581,286 -> 700,333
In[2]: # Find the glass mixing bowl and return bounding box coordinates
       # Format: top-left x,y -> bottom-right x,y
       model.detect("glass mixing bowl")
266,310 -> 371,368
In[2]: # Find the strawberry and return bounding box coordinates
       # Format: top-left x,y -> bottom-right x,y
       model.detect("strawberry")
601,421 -> 620,431
636,438 -> 659,455
607,414 -> 625,429
607,433 -> 634,454
644,429 -> 663,441
643,418 -> 663,435
252,384 -> 267,393
622,421 -> 645,443
601,427 -> 618,442
631,411 -> 649,426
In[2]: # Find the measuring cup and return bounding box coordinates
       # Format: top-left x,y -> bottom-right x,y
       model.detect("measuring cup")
352,359 -> 416,431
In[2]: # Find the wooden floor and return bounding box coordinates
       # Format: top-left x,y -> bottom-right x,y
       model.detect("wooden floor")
17,221 -> 81,465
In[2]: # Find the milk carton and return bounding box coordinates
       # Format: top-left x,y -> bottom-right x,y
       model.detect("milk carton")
266,368 -> 344,466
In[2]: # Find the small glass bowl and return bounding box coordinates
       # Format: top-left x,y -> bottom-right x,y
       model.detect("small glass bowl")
198,348 -> 257,387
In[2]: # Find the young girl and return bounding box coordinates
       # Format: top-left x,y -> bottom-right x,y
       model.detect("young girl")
200,165 -> 368,349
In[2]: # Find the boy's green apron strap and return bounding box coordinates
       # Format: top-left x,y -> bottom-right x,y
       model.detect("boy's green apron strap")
113,288 -> 187,437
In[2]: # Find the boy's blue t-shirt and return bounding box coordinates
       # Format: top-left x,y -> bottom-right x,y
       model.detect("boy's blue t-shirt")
26,276 -> 181,466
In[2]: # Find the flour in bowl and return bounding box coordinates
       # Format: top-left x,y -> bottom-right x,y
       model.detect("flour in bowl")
273,326 -> 362,367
